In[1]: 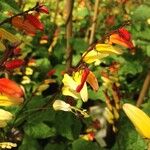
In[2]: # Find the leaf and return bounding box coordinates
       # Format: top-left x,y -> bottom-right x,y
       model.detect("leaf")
132,5 -> 150,21
0,28 -> 20,43
24,122 -> 56,139
88,87 -> 105,102
119,61 -> 143,75
19,135 -> 41,150
72,38 -> 88,53
55,112 -> 82,140
72,139 -> 101,150
44,143 -> 66,150
146,45 -> 150,56
36,58 -> 51,74
0,0 -> 20,13
111,114 -> 147,150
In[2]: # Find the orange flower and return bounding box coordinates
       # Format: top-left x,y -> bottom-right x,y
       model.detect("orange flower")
11,16 -> 37,35
0,78 -> 24,99
109,27 -> 135,51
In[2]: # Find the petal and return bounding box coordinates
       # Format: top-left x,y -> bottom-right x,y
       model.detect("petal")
123,103 -> 150,139
83,50 -> 109,64
26,14 -> 44,31
96,44 -> 123,54
62,87 -> 79,99
62,74 -> 78,90
109,34 -> 134,49
80,83 -> 88,102
118,27 -> 131,41
86,71 -> 99,91
0,78 -> 24,98
0,94 -> 23,106
53,100 -> 71,111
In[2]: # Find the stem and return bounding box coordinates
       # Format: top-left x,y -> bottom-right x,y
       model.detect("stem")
136,71 -> 150,107
89,0 -> 100,45
53,0 -> 60,24
65,0 -> 74,71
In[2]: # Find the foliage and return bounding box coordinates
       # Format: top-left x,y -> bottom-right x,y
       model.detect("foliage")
0,0 -> 149,150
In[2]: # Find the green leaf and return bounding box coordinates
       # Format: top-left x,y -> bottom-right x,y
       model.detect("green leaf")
146,45 -> 150,56
119,61 -> 143,75
36,58 -> 51,74
72,139 -> 101,150
0,0 -> 20,13
26,108 -> 56,124
44,143 -> 66,150
19,135 -> 41,150
24,122 -> 56,139
132,5 -> 150,21
88,87 -> 105,102
72,38 -> 88,53
111,113 -> 147,150
55,112 -> 82,140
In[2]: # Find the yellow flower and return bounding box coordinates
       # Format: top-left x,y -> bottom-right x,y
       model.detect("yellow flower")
21,76 -> 31,84
62,71 -> 88,102
123,103 -> 150,139
0,142 -> 17,149
0,109 -> 13,128
25,67 -> 33,75
83,44 -> 123,64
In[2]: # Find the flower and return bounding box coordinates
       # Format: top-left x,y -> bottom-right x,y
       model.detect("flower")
0,109 -> 13,128
53,100 -> 72,112
62,71 -> 88,102
109,28 -> 135,51
83,44 -> 123,64
123,103 -> 150,139
0,94 -> 23,106
0,78 -> 24,99
0,142 -> 17,149
0,78 -> 24,106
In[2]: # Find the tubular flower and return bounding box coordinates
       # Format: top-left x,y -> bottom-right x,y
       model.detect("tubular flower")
109,27 -> 135,51
62,71 -> 88,102
53,100 -> 72,112
4,59 -> 24,70
0,78 -> 24,106
11,16 -> 37,35
123,103 -> 150,139
25,14 -> 44,31
0,78 -> 24,98
83,44 -> 123,64
0,109 -> 13,128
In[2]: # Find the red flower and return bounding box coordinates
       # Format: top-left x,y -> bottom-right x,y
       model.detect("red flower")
76,68 -> 90,93
109,27 -> 135,51
4,59 -> 24,70
47,69 -> 56,77
26,14 -> 44,31
38,5 -> 49,14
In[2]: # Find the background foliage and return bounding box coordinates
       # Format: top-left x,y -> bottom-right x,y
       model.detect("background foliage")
0,0 -> 150,150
